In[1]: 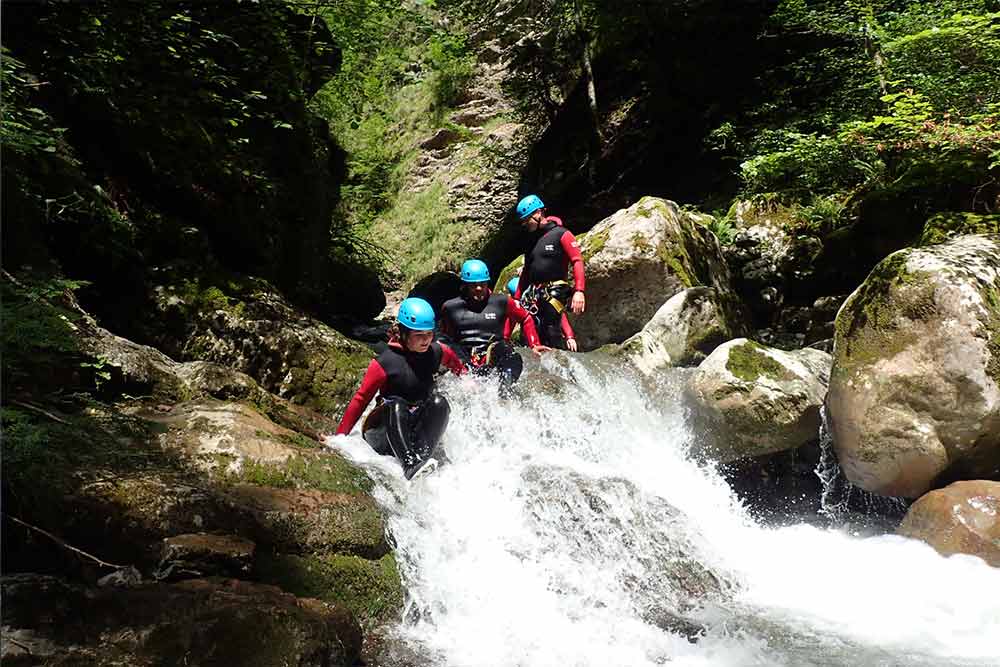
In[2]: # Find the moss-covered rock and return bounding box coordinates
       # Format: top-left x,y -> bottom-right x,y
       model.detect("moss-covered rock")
827,234 -> 1000,498
918,212 -> 1000,247
147,274 -> 372,416
616,287 -> 734,372
685,338 -> 831,463
567,197 -> 746,350
1,574 -> 362,666
256,553 -> 403,628
226,485 -> 388,560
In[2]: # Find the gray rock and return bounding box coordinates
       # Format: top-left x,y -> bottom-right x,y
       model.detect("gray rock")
827,234 -> 1000,498
568,197 -> 744,349
686,338 -> 832,463
157,534 -> 255,580
618,287 -> 733,372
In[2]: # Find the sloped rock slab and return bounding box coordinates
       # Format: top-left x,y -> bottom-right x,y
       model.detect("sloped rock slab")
1,574 -> 361,666
157,533 -> 255,580
227,485 -> 389,560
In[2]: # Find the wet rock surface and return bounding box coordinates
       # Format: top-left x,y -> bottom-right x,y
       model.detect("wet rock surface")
686,338 -> 831,463
1,574 -> 362,666
897,480 -> 1000,567
564,197 -> 743,350
157,534 -> 256,581
827,234 -> 1000,498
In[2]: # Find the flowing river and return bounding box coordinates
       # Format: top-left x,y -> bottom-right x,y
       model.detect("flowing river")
328,353 -> 1000,667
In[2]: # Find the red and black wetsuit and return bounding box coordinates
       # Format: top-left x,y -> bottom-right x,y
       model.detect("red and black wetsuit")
440,291 -> 540,393
336,341 -> 465,435
336,340 -> 465,479
439,292 -> 540,349
515,216 -> 586,347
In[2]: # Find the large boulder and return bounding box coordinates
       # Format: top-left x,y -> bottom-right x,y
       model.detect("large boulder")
147,276 -> 371,415
685,339 -> 832,463
1,575 -> 361,666
827,234 -> 1000,498
569,197 -> 742,350
897,480 -> 1000,567
617,287 -> 734,372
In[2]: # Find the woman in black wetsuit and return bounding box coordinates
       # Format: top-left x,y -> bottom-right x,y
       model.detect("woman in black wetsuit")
336,297 -> 466,479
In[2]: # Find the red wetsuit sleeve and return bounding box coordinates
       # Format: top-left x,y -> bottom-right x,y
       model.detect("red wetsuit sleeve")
506,296 -> 540,347
336,360 -> 387,435
560,312 -> 575,339
439,343 -> 467,375
560,231 -> 586,292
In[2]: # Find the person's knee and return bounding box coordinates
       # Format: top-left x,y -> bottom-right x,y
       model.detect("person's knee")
427,393 -> 451,418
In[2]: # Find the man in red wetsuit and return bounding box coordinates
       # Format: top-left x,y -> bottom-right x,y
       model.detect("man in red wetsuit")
514,194 -> 586,350
336,297 -> 465,479
439,259 -> 548,396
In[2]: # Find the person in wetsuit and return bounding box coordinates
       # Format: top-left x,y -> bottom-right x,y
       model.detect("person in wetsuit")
504,276 -> 577,352
336,297 -> 466,480
514,194 -> 586,351
439,259 -> 548,396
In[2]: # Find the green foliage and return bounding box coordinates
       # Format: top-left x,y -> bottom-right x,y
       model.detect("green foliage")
1,408 -> 53,476
304,0 -> 476,283
1,277 -> 87,389
705,209 -> 738,245
918,211 -> 1000,245
426,32 -> 475,116
0,50 -> 71,159
727,3 -> 1000,236
4,1 -> 379,318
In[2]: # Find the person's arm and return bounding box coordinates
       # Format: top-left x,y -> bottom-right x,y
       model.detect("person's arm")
560,231 -> 586,313
506,297 -> 541,348
560,313 -> 578,352
336,360 -> 386,435
559,231 -> 586,292
439,343 -> 468,375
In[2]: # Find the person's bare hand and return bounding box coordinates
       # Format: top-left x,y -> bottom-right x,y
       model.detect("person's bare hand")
565,338 -> 578,352
531,345 -> 553,357
571,291 -> 585,314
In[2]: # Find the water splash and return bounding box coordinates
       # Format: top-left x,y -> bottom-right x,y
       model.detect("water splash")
329,352 -> 1000,667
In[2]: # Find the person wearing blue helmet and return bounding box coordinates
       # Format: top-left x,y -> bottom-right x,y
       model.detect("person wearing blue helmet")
439,259 -> 547,396
337,297 -> 466,479
514,194 -> 586,351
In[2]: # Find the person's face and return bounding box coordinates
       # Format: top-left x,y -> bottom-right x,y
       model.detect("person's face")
520,208 -> 544,233
403,330 -> 434,353
463,281 -> 490,303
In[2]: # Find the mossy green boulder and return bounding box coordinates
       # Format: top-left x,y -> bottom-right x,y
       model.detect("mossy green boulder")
568,197 -> 743,350
616,287 -> 735,372
685,338 -> 832,463
147,275 -> 371,416
827,234 -> 1000,498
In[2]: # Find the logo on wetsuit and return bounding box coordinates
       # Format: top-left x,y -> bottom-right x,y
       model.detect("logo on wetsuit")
484,312 -> 497,319
544,244 -> 555,251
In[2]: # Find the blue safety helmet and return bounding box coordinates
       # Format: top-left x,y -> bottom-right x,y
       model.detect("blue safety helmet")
507,276 -> 519,294
397,297 -> 435,331
516,194 -> 545,220
460,259 -> 491,283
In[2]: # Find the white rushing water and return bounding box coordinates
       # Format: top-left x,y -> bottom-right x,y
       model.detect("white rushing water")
328,353 -> 1000,667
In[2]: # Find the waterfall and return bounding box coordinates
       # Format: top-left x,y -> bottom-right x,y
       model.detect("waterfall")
329,352 -> 1000,667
